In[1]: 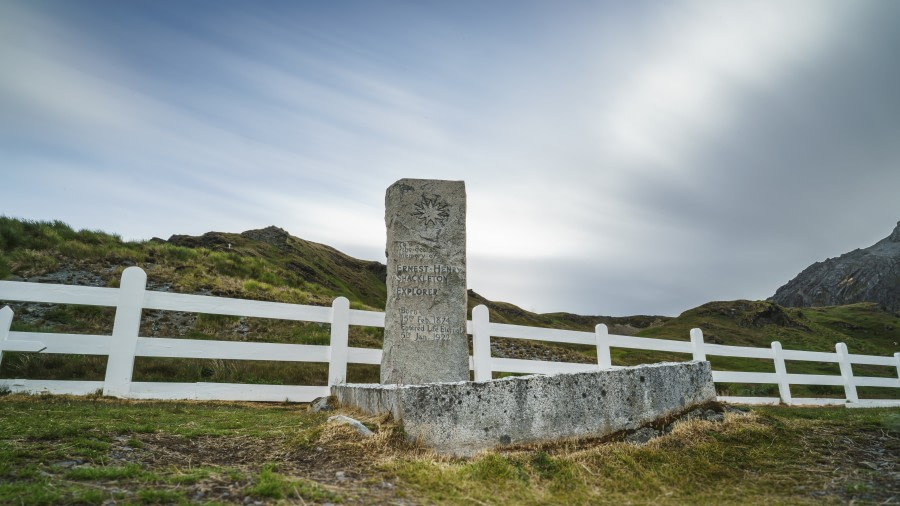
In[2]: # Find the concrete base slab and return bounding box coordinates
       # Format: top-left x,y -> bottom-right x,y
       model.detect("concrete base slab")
333,361 -> 716,456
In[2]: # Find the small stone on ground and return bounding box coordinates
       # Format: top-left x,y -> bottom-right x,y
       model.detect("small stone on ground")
626,427 -> 660,444
327,415 -> 374,437
308,396 -> 335,412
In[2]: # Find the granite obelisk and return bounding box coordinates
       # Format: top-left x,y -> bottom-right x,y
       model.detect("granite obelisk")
381,179 -> 469,384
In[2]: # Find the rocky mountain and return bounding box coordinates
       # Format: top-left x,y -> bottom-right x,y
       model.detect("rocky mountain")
771,221 -> 900,312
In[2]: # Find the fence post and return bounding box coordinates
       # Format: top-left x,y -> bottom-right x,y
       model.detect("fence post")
472,305 -> 491,382
835,342 -> 859,403
103,267 -> 147,398
0,306 -> 12,370
327,297 -> 350,386
894,352 -> 900,382
690,328 -> 706,361
595,324 -> 611,369
771,341 -> 792,405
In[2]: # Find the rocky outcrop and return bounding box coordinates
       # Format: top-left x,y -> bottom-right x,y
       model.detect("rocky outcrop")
771,221 -> 900,312
240,226 -> 293,251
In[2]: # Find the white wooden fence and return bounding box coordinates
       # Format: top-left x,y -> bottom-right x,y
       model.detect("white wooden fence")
1,267 -> 899,407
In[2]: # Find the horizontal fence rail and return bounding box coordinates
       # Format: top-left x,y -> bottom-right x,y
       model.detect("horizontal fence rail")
1,267 -> 899,407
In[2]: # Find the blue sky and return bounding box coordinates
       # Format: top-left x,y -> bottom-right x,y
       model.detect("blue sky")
2,0 -> 899,316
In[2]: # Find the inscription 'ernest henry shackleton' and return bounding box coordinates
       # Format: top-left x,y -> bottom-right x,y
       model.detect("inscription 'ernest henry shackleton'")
380,179 -> 469,384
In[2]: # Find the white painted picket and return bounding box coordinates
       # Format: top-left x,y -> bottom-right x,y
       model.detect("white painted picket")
0,267 -> 375,402
464,304 -> 899,408
1,267 -> 899,407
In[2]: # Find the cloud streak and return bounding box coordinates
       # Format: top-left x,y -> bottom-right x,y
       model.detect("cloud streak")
1,0 -> 898,315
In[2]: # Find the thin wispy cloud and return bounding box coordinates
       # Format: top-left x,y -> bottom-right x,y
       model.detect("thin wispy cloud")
1,0 -> 898,315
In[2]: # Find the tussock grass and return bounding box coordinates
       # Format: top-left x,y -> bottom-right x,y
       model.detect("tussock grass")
378,409 -> 899,505
0,394 -> 897,504
247,463 -> 343,502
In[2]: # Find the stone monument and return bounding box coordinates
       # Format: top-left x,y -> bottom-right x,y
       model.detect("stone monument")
380,179 -> 469,384
333,178 -> 718,456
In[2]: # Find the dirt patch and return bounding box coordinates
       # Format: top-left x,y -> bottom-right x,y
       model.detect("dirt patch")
287,412 -> 428,478
491,337 -> 592,363
141,433 -> 289,468
130,413 -> 421,504
795,424 -> 900,503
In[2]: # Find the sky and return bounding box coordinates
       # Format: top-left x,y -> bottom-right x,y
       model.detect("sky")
1,0 -> 899,317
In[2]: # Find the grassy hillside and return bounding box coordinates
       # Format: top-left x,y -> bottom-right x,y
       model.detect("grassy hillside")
640,300 -> 899,355
631,300 -> 900,398
0,217 -> 389,386
1,217 -> 898,398
0,217 -> 385,309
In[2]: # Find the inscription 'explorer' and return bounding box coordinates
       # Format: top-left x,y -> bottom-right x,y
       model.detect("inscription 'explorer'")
396,287 -> 438,296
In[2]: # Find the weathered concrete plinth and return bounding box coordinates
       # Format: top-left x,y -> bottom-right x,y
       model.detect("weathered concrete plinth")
333,361 -> 716,456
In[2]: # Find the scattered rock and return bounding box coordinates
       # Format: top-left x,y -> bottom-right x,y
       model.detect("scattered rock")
335,471 -> 347,481
625,427 -> 660,444
703,409 -> 724,422
682,408 -> 702,420
681,407 -> 725,422
29,269 -> 106,287
629,404 -> 730,443
723,405 -> 749,415
240,226 -> 293,251
308,396 -> 336,413
54,460 -> 83,468
327,415 -> 374,437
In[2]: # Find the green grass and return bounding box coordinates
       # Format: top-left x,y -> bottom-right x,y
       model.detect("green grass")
0,395 -> 337,504
66,463 -> 144,480
246,463 -> 342,502
0,395 -> 896,505
136,488 -> 189,504
383,406 -> 899,505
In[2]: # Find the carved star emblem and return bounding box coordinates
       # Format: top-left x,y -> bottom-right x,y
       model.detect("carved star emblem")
413,194 -> 450,228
